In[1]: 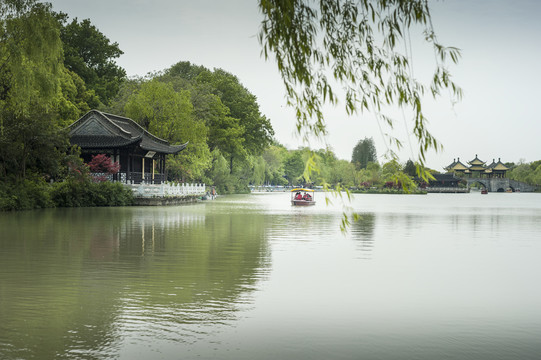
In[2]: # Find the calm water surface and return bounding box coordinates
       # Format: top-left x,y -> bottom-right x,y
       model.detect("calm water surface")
1,192 -> 541,359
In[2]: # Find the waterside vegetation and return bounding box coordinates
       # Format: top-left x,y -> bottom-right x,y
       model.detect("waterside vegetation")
1,1 -> 539,211
0,1 -> 424,210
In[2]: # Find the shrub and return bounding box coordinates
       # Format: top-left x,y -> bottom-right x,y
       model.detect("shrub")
50,180 -> 133,207
0,179 -> 53,211
88,154 -> 120,183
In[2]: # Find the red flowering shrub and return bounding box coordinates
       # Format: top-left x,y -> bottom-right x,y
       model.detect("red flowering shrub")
88,154 -> 120,182
384,181 -> 402,189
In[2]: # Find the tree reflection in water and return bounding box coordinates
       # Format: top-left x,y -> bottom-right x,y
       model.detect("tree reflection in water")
350,213 -> 376,259
0,206 -> 271,359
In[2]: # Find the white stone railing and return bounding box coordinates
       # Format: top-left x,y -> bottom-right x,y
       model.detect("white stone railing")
425,187 -> 469,193
125,182 -> 206,198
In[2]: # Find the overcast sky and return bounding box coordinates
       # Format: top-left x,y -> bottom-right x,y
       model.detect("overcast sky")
47,0 -> 541,170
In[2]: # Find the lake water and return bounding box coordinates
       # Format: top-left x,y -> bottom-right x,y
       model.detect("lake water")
1,192 -> 541,359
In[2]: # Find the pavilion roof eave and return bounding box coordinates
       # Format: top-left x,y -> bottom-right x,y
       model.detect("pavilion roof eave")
141,141 -> 189,155
68,110 -> 188,155
468,154 -> 485,166
69,134 -> 143,149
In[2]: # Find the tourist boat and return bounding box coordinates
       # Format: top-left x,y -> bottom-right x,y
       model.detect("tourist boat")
481,189 -> 488,194
291,188 -> 316,206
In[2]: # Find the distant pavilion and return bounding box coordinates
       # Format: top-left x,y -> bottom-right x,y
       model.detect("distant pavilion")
68,110 -> 188,184
445,155 -> 509,178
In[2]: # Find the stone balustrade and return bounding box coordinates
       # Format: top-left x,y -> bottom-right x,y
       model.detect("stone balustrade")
125,182 -> 206,198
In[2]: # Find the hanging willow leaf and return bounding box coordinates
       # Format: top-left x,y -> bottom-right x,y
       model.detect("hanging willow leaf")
259,0 -> 460,165
259,0 -> 461,228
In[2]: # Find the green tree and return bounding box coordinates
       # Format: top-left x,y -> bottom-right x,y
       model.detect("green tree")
0,0 -> 70,180
0,1 -> 63,119
259,0 -> 461,173
205,149 -> 236,193
57,15 -> 126,106
103,77 -> 144,115
189,88 -> 246,173
196,67 -> 274,156
56,68 -> 100,122
329,159 -> 356,187
250,156 -> 266,186
158,61 -> 275,175
124,80 -> 210,181
508,161 -> 541,186
508,164 -> 530,184
403,159 -> 417,177
351,137 -> 377,170
0,111 -> 69,180
365,161 -> 381,185
529,160 -> 541,172
262,144 -> 288,185
283,150 -> 305,185
381,159 -> 402,182
308,147 -> 334,185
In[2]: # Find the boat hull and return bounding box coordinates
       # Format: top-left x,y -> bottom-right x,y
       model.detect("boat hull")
291,200 -> 316,206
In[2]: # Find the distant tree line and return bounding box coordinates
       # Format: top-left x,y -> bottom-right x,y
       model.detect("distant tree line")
506,160 -> 541,187
258,138 -> 419,193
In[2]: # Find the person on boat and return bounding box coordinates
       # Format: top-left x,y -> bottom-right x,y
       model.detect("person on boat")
303,192 -> 312,201
295,192 -> 302,200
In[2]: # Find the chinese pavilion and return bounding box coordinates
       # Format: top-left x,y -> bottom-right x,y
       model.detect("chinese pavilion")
445,155 -> 509,178
444,158 -> 469,175
68,110 -> 188,184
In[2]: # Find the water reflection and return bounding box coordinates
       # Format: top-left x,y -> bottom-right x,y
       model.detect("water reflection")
350,213 -> 376,259
0,206 -> 271,359
2,193 -> 541,360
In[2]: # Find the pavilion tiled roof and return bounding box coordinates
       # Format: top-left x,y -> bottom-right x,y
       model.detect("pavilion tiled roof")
492,158 -> 509,171
445,158 -> 468,171
468,154 -> 485,166
68,110 -> 188,154
445,159 -> 458,171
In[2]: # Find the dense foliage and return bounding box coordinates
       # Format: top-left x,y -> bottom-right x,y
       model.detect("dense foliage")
507,160 -> 541,187
106,61 -> 275,193
351,137 -> 377,170
0,176 -> 133,211
0,0 -> 128,209
1,1 -> 279,206
57,15 -> 126,106
2,1 -> 537,210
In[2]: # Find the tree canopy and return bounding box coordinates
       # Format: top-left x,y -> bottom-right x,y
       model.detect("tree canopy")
103,61 -> 277,188
0,0 -> 67,180
124,80 -> 210,181
0,0 -> 63,118
57,14 -> 126,106
351,137 -> 377,170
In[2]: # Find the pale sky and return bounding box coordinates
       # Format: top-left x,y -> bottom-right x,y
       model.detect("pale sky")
47,0 -> 541,171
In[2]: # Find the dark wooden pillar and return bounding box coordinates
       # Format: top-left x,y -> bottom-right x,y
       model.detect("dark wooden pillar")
113,149 -> 118,182
127,152 -> 131,184
163,155 -> 167,182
